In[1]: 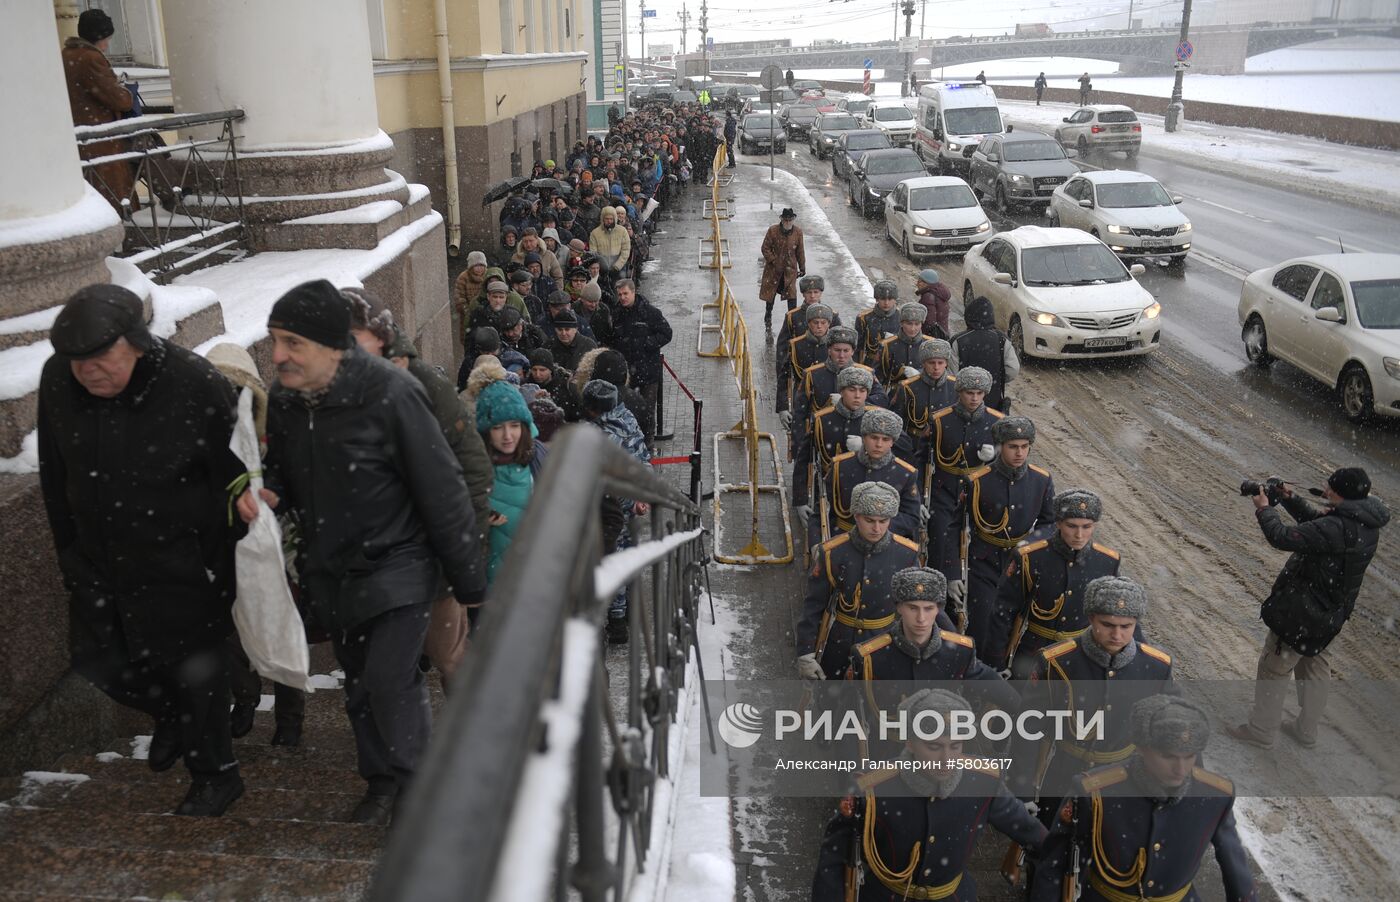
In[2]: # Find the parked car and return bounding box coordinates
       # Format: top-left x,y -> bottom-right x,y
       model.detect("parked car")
848,147 -> 926,217
837,95 -> 875,123
883,176 -> 992,259
1055,105 -> 1142,160
738,113 -> 787,154
808,112 -> 862,159
868,102 -> 917,146
968,130 -> 1078,214
1048,171 -> 1191,264
832,129 -> 892,181
961,226 -> 1161,359
1237,253 -> 1400,422
782,101 -> 821,138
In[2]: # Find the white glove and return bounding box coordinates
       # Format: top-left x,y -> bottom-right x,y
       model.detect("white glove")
999,667 -> 1013,681
846,434 -> 863,452
948,579 -> 967,605
1025,800 -> 1039,817
919,504 -> 931,522
977,443 -> 996,463
797,653 -> 826,681
902,365 -> 919,380
882,331 -> 894,339
829,393 -> 841,407
794,503 -> 813,523
779,410 -> 793,429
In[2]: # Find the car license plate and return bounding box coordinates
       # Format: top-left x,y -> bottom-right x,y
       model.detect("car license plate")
943,239 -> 970,247
1142,237 -> 1170,248
1112,125 -> 1129,132
1084,337 -> 1128,349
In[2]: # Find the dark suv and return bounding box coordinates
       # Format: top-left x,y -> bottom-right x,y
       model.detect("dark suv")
847,148 -> 926,217
968,130 -> 1078,214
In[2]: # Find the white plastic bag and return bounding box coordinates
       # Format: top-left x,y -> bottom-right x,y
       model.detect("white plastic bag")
229,389 -> 311,690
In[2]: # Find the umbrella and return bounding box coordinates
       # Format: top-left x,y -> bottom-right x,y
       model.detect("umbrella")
481,175 -> 530,206
531,177 -> 568,192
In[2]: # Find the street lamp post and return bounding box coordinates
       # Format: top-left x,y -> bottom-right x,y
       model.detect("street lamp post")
901,0 -> 915,97
1165,0 -> 1193,132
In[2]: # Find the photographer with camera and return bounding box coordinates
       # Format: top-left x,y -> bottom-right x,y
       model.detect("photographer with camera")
1227,468 -> 1389,750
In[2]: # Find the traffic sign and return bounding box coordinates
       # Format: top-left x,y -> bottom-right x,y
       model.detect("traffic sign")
642,8 -> 657,16
863,57 -> 875,69
898,37 -> 917,53
760,63 -> 784,89
706,37 -> 715,49
1176,40 -> 1193,61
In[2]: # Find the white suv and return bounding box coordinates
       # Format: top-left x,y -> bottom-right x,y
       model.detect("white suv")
868,103 -> 917,147
1238,253 -> 1400,422
961,226 -> 1161,359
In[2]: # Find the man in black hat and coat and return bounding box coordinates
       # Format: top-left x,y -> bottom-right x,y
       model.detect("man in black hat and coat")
38,284 -> 247,817
760,208 -> 806,324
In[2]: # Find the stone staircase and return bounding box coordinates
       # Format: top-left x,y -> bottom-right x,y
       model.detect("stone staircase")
0,667 -> 388,901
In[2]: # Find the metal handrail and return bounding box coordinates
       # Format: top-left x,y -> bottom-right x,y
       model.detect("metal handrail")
73,108 -> 246,143
370,425 -> 706,902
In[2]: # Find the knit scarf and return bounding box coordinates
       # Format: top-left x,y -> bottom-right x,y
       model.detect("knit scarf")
1077,631 -> 1138,670
992,457 -> 1029,481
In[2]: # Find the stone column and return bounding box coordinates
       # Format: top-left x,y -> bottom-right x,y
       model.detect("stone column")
162,0 -> 406,225
1,1 -> 124,321
52,0 -> 81,43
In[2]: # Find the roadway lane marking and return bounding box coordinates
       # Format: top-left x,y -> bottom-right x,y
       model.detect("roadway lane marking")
1313,235 -> 1387,254
1187,195 -> 1273,224
1190,250 -> 1251,280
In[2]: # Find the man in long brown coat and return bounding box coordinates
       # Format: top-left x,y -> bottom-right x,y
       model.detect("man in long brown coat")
63,10 -> 135,213
759,207 -> 806,325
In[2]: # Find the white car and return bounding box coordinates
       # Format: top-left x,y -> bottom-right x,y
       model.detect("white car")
1047,170 -> 1191,263
883,176 -> 992,260
868,103 -> 917,146
1237,253 -> 1400,422
961,226 -> 1161,359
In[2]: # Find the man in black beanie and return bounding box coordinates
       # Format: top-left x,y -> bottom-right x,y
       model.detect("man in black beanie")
1227,466 -> 1390,750
237,279 -> 486,825
38,284 -> 246,816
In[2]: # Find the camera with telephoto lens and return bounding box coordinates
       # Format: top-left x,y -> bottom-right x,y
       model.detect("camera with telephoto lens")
1240,476 -> 1287,506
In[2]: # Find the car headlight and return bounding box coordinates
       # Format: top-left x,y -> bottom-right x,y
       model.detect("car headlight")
1142,301 -> 1162,319
1106,224 -> 1129,235
1385,357 -> 1400,380
976,221 -> 991,233
947,142 -> 962,152
1027,308 -> 1066,328
1177,222 -> 1193,233
912,226 -> 933,237
1009,174 -> 1029,183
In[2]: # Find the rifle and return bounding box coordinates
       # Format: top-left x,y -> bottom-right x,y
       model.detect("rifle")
844,812 -> 864,902
1000,840 -> 1025,888
1063,795 -> 1082,902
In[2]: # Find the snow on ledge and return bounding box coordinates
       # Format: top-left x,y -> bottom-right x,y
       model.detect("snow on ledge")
236,130 -> 394,157
0,185 -> 119,251
288,199 -> 403,225
408,184 -> 431,205
228,171 -> 409,207
0,305 -> 62,336
595,528 -> 705,602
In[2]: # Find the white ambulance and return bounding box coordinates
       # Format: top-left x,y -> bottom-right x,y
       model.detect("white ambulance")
913,82 -> 1004,176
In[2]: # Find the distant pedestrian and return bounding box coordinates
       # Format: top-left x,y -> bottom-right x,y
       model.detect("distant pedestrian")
1078,72 -> 1092,105
976,70 -> 986,85
63,9 -> 135,211
759,207 -> 806,324
785,68 -> 795,87
1035,72 -> 1048,105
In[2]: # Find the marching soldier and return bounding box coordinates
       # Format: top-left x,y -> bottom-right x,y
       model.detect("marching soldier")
796,482 -> 922,681
955,416 -> 1056,651
1007,577 -> 1175,826
887,338 -> 958,474
791,327 -> 889,453
855,279 -> 903,367
848,568 -> 1018,744
926,367 -> 1004,615
875,303 -> 930,386
812,689 -> 1047,902
777,303 -> 833,430
793,366 -> 873,515
820,408 -> 922,541
1032,696 -> 1257,902
984,489 -> 1126,679
776,274 -> 843,350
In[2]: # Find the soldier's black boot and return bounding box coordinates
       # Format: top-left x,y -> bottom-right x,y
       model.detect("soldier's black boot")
351,781 -> 397,826
148,712 -> 182,773
175,769 -> 244,817
230,702 -> 256,739
764,300 -> 774,327
271,714 -> 303,747
606,618 -> 629,645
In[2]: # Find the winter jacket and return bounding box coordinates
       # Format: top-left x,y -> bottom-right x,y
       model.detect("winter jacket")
575,300 -> 615,347
1257,494 -> 1390,655
950,296 -> 1019,409
386,329 -> 494,541
38,340 -> 244,666
512,244 -> 564,283
486,442 -> 548,583
589,210 -> 632,274
549,333 -> 599,374
760,224 -> 806,303
264,348 -> 485,630
63,37 -> 134,210
611,294 -> 674,387
595,404 -> 651,517
528,365 -> 583,421
572,348 -> 656,444
917,283 -> 952,339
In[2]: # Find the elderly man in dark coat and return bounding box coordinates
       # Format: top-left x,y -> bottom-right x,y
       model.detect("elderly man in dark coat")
237,280 -> 486,826
759,207 -> 806,324
610,278 -> 673,449
38,284 -> 246,817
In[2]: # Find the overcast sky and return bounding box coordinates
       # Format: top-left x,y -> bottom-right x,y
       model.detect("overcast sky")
627,0 -> 1148,53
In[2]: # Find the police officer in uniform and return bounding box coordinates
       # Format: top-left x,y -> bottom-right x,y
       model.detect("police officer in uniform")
955,415 -> 1056,650
776,274 -> 843,351
849,568 -> 1018,739
855,279 -> 903,367
821,408 -> 922,541
876,303 -> 932,386
812,689 -> 1047,902
797,482 -> 923,681
777,303 -> 833,430
984,489 -> 1124,678
887,338 -> 958,475
1008,577 -> 1175,825
950,295 -> 1019,412
926,367 -> 1004,616
794,366 -> 874,516
1032,696 -> 1257,902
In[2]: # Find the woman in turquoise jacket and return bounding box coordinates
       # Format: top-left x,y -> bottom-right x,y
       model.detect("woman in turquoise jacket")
476,379 -> 547,584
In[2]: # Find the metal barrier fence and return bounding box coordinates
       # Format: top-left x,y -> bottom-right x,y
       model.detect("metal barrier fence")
75,109 -> 248,284
655,355 -> 705,504
369,425 -> 711,902
695,143 -> 794,565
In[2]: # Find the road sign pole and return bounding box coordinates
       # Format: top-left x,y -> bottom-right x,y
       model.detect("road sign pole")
1166,0 -> 1193,132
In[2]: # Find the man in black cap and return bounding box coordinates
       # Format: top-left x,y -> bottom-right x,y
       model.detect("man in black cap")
38,284 -> 247,816
547,308 -> 598,373
759,208 -> 806,324
1227,467 -> 1389,750
236,279 -> 486,826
